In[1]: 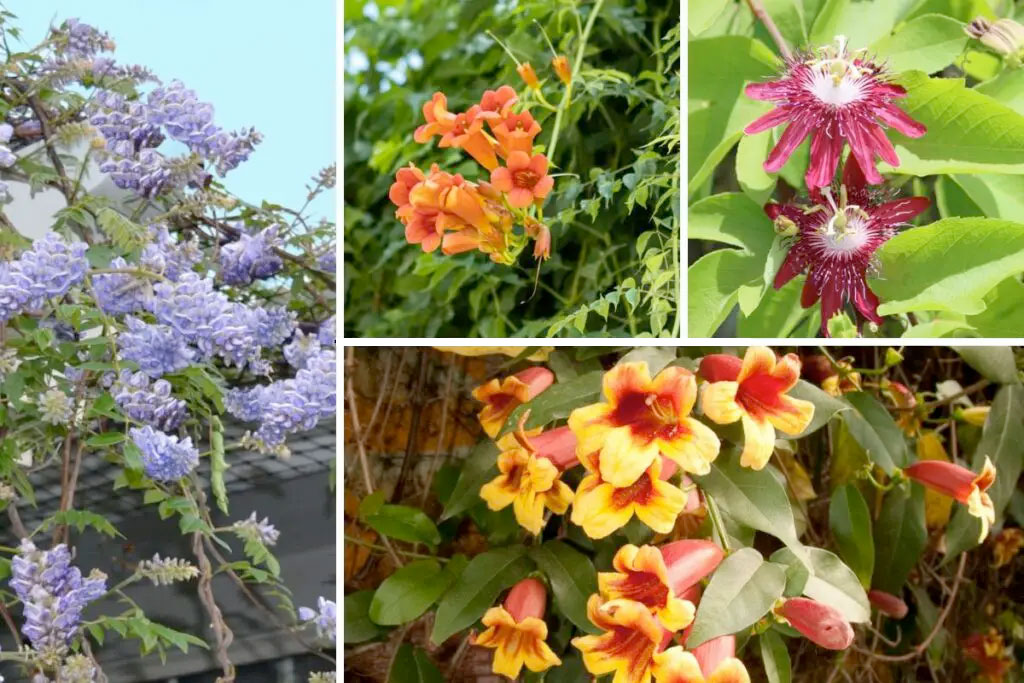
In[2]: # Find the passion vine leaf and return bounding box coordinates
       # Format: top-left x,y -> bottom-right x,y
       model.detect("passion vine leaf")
530,541 -> 601,635
870,14 -> 968,75
430,547 -> 534,645
687,548 -> 787,648
883,71 -> 1024,175
689,249 -> 765,337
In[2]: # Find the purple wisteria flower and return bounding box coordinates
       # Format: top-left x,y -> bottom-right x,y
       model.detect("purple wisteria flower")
59,19 -> 114,60
99,148 -> 171,198
248,306 -> 296,348
317,316 -> 335,347
9,540 -> 107,659
93,256 -> 152,315
0,232 -> 88,318
140,224 -> 201,281
118,316 -> 196,378
283,331 -> 321,369
298,597 -> 337,643
226,348 -> 336,446
218,225 -> 283,286
112,370 -> 187,431
232,511 -> 280,546
317,246 -> 336,273
129,425 -> 199,481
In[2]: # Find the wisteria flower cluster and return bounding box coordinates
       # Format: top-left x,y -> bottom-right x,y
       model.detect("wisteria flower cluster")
741,36 -> 929,335
389,85 -> 554,264
112,369 -> 188,431
9,540 -> 107,665
298,597 -> 337,644
0,231 -> 87,322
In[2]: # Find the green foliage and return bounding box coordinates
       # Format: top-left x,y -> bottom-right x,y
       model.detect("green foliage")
344,0 -> 678,336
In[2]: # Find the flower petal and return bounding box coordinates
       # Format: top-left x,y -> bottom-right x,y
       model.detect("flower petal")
701,381 -> 742,425
599,425 -> 660,488
657,418 -> 721,476
739,413 -> 776,470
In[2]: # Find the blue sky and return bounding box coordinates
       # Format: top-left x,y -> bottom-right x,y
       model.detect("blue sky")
11,1 -> 336,221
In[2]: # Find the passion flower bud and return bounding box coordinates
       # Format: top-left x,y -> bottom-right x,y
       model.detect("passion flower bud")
776,597 -> 854,650
659,539 -> 725,595
903,456 -> 997,541
551,55 -> 571,85
967,16 -> 1024,58
868,589 -> 908,619
517,62 -> 540,90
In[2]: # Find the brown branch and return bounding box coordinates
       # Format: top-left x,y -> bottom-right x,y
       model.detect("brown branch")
853,553 -> 968,663
193,530 -> 235,682
745,0 -> 793,61
391,351 -> 428,503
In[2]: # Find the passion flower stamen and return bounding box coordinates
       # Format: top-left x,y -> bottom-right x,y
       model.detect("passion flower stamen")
744,35 -> 926,189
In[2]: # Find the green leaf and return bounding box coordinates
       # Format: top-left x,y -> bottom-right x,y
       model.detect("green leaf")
364,504 -> 442,547
430,547 -> 533,645
975,67 -> 1024,116
942,506 -> 982,561
809,0 -> 904,49
771,547 -> 871,623
688,36 -> 777,194
953,346 -> 1020,384
903,0 -> 995,23
872,485 -> 927,594
689,0 -> 730,36
952,174 -> 1024,223
41,509 -> 124,539
503,370 -> 604,433
967,277 -> 1024,336
688,548 -> 787,647
370,557 -> 463,626
546,651 -> 588,683
530,541 -> 600,635
760,629 -> 792,683
688,249 -> 762,337
873,218 -> 1024,316
440,440 -> 499,521
389,644 -> 444,683
881,72 -> 1024,176
736,130 -> 777,205
870,14 -> 968,74
688,192 -> 775,257
841,392 -> 909,473
975,384 -> 1024,522
737,275 -> 808,338
695,451 -> 809,566
829,484 -> 874,587
85,432 -> 125,447
96,208 -> 147,250
345,590 -> 389,643
788,380 -> 847,438
935,174 -> 983,219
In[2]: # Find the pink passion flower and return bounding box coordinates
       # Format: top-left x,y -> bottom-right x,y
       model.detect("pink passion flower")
769,154 -> 929,334
744,36 -> 926,189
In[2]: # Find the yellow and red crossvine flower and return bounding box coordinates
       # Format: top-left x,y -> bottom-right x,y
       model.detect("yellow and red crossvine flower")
472,366 -> 555,438
569,362 -> 721,489
490,151 -> 554,209
992,527 -> 1024,568
699,347 -> 814,471
903,456 -> 997,541
475,578 -> 561,679
573,596 -> 672,683
774,597 -> 854,650
598,541 -> 722,632
480,426 -> 576,534
571,451 -> 687,539
963,629 -> 1012,683
652,639 -> 750,683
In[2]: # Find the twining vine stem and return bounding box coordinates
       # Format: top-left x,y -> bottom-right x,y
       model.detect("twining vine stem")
745,0 -> 793,61
547,0 -> 606,163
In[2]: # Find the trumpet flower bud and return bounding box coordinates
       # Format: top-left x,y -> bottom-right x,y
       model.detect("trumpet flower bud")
775,597 -> 854,650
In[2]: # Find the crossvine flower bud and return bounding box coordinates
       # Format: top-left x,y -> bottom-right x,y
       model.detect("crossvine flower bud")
868,589 -> 908,619
903,456 -> 997,541
775,597 -> 854,650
